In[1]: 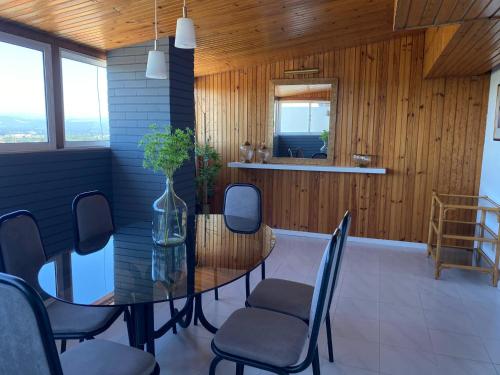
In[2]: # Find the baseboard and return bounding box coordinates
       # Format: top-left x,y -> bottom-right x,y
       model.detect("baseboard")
272,228 -> 427,250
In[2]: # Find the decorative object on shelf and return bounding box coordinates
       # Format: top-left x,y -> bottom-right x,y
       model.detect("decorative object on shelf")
352,154 -> 372,167
494,85 -> 500,141
140,125 -> 194,246
319,130 -> 329,153
175,0 -> 197,49
146,0 -> 167,79
256,143 -> 271,164
239,141 -> 254,163
195,139 -> 222,214
427,193 -> 500,286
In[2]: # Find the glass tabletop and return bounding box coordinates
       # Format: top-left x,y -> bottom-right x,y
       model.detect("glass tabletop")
38,214 -> 275,307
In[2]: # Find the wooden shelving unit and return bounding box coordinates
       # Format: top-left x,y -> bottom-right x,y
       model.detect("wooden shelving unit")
427,193 -> 500,286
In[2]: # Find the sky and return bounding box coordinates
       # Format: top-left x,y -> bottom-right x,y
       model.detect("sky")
0,41 -> 108,119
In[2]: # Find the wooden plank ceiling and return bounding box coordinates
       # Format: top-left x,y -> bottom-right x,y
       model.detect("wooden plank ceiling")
394,0 -> 500,29
424,19 -> 500,77
0,0 -> 409,76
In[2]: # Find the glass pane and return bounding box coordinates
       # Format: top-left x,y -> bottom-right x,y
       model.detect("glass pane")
62,57 -> 109,142
0,41 -> 48,143
310,102 -> 330,132
279,102 -> 309,133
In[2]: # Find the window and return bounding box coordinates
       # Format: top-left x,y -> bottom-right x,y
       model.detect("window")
61,50 -> 109,146
0,32 -> 55,151
277,101 -> 330,134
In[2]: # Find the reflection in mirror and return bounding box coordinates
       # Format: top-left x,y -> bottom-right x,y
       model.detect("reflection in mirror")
272,83 -> 332,159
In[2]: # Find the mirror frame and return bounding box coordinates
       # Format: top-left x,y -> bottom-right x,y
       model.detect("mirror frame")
267,78 -> 339,165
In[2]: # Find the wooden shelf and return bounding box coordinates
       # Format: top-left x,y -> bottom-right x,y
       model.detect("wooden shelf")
228,162 -> 387,174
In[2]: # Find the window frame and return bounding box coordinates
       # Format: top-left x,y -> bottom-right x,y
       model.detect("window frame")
0,31 -> 57,153
276,99 -> 330,135
60,49 -> 110,148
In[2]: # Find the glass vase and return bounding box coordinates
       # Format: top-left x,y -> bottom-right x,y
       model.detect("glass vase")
320,141 -> 328,153
152,176 -> 188,246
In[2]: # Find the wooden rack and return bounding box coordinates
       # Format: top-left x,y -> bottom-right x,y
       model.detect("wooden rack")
427,193 -> 500,286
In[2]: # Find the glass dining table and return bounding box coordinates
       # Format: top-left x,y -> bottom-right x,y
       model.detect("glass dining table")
38,214 -> 275,355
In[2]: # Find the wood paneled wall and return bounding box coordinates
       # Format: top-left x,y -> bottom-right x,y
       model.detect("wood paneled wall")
194,33 -> 490,243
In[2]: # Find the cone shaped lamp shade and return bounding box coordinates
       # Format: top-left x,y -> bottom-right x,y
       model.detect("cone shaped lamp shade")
175,17 -> 196,49
146,50 -> 167,79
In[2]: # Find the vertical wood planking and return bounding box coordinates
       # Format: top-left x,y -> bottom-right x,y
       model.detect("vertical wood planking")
194,33 -> 489,242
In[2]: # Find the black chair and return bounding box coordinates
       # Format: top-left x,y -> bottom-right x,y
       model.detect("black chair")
0,210 -> 124,353
288,147 -> 304,158
246,211 -> 351,363
312,152 -> 328,159
209,227 -> 344,375
217,183 -> 263,301
72,191 -> 179,336
0,272 -> 159,375
72,191 -> 114,248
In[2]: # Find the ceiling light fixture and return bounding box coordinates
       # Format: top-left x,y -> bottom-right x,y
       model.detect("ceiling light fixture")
175,0 -> 197,49
284,68 -> 320,75
146,0 -> 167,79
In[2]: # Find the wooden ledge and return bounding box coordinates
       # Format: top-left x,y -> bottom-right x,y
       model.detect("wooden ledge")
227,162 -> 387,174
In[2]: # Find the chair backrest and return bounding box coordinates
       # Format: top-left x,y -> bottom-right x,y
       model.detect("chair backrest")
0,211 -> 47,294
72,191 -> 114,245
223,184 -> 262,233
311,152 -> 327,159
0,272 -> 63,375
327,211 -> 351,306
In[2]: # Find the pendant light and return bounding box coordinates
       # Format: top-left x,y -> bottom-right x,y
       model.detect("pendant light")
175,0 -> 196,49
146,0 -> 167,79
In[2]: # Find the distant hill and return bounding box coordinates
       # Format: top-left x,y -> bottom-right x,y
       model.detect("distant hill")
0,115 -> 109,142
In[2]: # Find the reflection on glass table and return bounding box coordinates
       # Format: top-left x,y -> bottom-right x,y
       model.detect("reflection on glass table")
38,215 -> 275,354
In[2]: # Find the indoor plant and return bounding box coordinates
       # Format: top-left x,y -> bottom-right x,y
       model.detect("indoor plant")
140,125 -> 194,246
195,139 -> 222,214
320,130 -> 329,153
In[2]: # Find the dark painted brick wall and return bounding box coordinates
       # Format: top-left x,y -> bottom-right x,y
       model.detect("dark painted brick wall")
107,37 -> 195,227
0,149 -> 112,256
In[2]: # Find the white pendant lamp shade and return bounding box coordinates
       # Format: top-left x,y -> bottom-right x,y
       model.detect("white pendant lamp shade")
146,50 -> 167,79
175,17 -> 196,49
146,0 -> 167,79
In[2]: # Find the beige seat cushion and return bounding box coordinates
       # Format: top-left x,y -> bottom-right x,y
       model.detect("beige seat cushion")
47,301 -> 121,336
60,339 -> 156,375
246,278 -> 313,321
213,308 -> 308,367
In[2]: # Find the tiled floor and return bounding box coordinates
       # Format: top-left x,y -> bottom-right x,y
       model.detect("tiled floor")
90,234 -> 500,374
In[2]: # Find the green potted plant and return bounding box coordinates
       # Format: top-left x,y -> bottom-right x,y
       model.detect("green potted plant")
139,125 -> 194,246
195,139 -> 222,214
320,130 -> 329,153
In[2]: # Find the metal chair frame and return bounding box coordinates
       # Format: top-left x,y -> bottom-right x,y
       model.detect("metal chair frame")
209,228 -> 343,375
0,272 -> 160,375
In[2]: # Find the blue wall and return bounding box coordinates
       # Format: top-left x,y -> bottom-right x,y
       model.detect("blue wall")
107,37 -> 195,226
275,134 -> 324,158
0,149 -> 112,256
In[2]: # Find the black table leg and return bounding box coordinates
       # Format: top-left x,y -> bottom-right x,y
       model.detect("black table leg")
194,293 -> 218,334
130,303 -> 156,355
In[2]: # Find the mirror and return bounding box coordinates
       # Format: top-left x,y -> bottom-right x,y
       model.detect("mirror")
267,78 -> 338,164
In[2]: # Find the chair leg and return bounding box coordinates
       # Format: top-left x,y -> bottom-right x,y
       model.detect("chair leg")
60,339 -> 67,353
312,348 -> 321,375
245,273 -> 250,298
152,363 -> 160,375
209,356 -> 222,375
325,314 -> 334,363
214,288 -> 219,301
261,261 -> 266,280
236,363 -> 244,375
124,307 -> 135,347
169,299 -> 178,334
